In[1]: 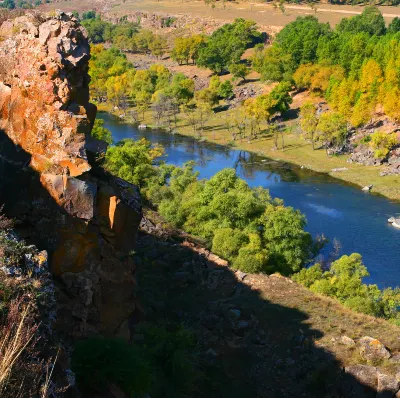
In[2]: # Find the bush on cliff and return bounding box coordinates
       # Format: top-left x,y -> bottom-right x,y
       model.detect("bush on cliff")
293,253 -> 400,323
101,139 -> 316,274
72,325 -> 198,397
91,119 -> 112,144
72,337 -> 152,395
104,138 -> 164,187
149,166 -> 316,275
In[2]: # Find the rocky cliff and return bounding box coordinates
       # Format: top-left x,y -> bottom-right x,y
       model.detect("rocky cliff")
0,11 -> 142,339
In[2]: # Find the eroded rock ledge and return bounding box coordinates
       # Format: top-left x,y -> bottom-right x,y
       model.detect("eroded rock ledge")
0,12 -> 142,339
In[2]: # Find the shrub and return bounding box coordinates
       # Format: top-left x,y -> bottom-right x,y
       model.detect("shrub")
149,166 -> 315,275
91,119 -> 112,144
138,324 -> 197,396
370,131 -> 398,159
292,264 -> 324,288
72,338 -> 152,395
293,253 -> 400,322
218,80 -> 234,99
211,228 -> 248,262
104,138 -> 164,187
232,234 -> 269,273
72,325 -> 198,396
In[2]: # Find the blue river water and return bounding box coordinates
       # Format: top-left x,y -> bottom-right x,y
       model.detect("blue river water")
100,112 -> 400,288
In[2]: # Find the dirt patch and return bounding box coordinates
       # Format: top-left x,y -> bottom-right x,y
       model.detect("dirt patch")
42,0 -> 400,32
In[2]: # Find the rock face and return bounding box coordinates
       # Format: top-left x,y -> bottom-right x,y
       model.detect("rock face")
348,144 -> 382,166
0,12 -> 142,339
344,365 -> 400,398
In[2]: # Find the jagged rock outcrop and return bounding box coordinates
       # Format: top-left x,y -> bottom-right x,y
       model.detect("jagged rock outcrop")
0,11 -> 142,339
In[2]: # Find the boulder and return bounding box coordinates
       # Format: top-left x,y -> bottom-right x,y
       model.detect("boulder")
341,335 -> 356,347
377,371 -> 400,398
388,217 -> 400,229
344,365 -> 378,397
348,145 -> 382,166
359,336 -> 391,362
362,185 -> 373,192
41,174 -> 97,220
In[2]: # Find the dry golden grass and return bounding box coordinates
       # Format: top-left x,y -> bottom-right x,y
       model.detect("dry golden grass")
0,299 -> 39,396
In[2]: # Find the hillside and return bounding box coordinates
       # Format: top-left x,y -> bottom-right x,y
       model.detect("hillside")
134,210 -> 400,397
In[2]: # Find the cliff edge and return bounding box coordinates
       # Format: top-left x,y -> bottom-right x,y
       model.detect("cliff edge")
0,11 -> 142,339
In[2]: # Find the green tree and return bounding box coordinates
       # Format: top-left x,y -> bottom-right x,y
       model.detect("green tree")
218,80 -> 234,99
163,73 -> 195,104
336,6 -> 386,36
81,18 -> 111,43
104,138 -> 164,187
299,103 -> 319,150
91,119 -> 112,144
261,204 -> 313,274
388,17 -> 400,34
252,45 -> 295,82
197,18 -> 260,73
149,35 -> 167,59
275,16 -> 330,67
316,112 -> 347,155
229,63 -> 249,82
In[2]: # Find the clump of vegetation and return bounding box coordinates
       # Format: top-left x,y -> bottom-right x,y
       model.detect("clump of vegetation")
72,337 -> 152,395
72,325 -> 198,397
196,18 -> 261,73
0,210 -> 57,397
0,299 -> 40,397
89,46 -> 195,117
171,35 -> 205,65
91,119 -> 112,144
104,138 -> 164,188
369,131 -> 398,159
299,104 -> 348,154
293,253 -> 400,323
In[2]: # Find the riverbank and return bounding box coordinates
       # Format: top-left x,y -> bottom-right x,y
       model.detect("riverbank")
99,103 -> 400,202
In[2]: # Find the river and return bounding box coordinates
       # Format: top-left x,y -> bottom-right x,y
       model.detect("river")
100,112 -> 400,288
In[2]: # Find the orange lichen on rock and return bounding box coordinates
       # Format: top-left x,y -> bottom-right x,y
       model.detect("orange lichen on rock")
0,12 -> 142,339
0,11 -> 93,177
